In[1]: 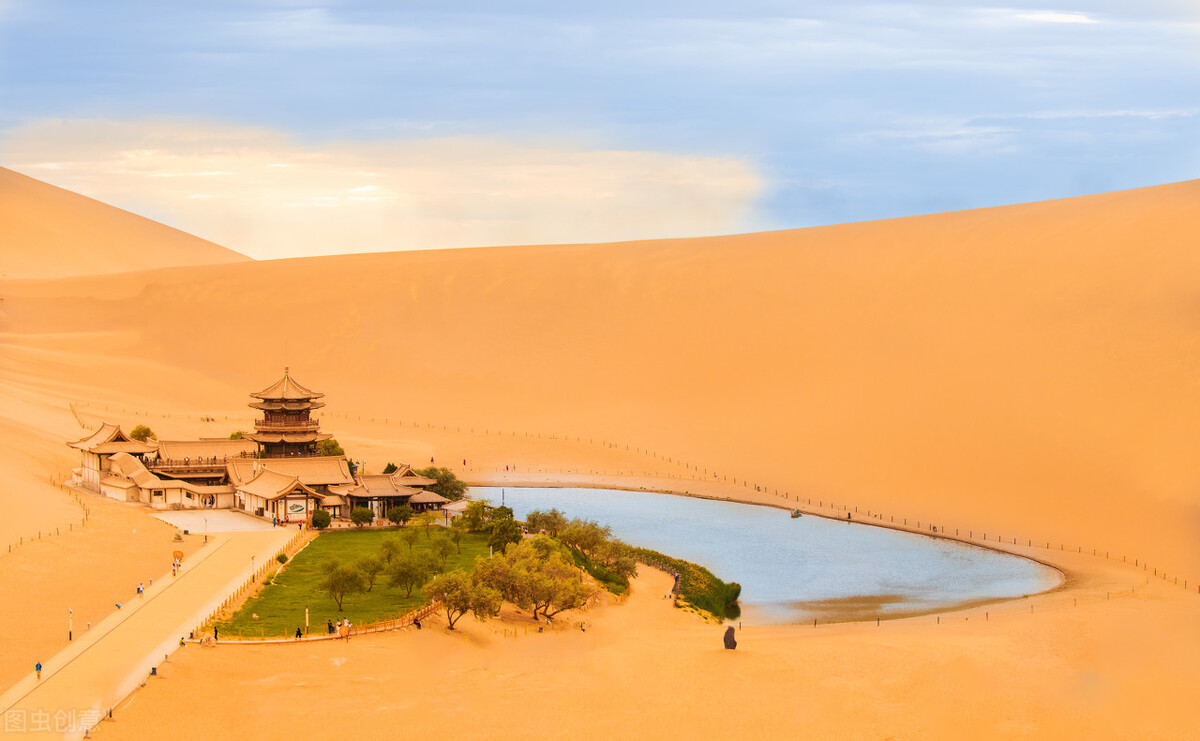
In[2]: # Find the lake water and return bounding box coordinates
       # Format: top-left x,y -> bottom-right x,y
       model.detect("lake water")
472,486 -> 1062,623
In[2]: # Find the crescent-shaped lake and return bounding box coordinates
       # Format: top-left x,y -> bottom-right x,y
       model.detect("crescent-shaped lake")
471,486 -> 1063,623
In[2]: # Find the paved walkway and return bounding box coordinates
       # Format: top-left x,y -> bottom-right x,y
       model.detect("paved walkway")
0,528 -> 296,739
151,509 -> 275,533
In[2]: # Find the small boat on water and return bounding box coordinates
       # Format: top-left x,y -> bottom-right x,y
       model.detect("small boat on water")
790,509 -> 802,518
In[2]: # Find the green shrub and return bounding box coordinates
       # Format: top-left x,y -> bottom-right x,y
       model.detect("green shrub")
311,509 -> 332,529
130,424 -> 155,442
276,552 -> 288,564
631,547 -> 741,620
387,504 -> 413,526
318,439 -> 346,457
350,507 -> 374,527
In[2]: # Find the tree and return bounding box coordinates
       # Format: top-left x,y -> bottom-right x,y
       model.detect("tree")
474,539 -> 590,621
382,462 -> 398,474
539,555 -> 591,619
415,510 -> 437,537
488,505 -> 514,523
311,509 -> 332,530
449,518 -> 467,553
525,508 -> 568,537
387,504 -> 413,526
388,552 -> 438,597
379,534 -> 402,564
320,559 -> 365,611
355,554 -> 386,592
414,467 -> 467,501
430,531 -> 455,569
558,520 -> 611,557
318,438 -> 345,457
426,571 -> 501,630
350,507 -> 374,527
488,518 -> 522,553
400,527 -> 419,553
595,540 -> 638,582
129,425 -> 155,442
460,500 -> 489,532
229,430 -> 245,440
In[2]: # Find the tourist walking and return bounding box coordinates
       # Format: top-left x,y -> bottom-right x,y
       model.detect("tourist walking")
213,626 -> 219,642
137,582 -> 144,597
327,619 -> 335,634
295,626 -> 303,640
35,662 -> 42,680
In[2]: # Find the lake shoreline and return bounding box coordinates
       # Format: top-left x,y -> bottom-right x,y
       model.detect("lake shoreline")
467,478 -> 1068,624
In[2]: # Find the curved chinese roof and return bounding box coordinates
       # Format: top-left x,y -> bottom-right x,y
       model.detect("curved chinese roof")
249,366 -> 324,401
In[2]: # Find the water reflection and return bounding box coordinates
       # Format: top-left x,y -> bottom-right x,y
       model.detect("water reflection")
472,486 -> 1062,623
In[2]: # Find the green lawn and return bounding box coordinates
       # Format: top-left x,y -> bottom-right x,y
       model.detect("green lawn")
215,527 -> 490,638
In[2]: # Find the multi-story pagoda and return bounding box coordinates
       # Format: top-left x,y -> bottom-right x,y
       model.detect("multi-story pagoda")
246,366 -> 332,458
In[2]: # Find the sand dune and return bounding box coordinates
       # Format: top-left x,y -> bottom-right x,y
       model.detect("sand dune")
3,179 -> 1198,578
0,166 -> 248,279
2,178 -> 1200,737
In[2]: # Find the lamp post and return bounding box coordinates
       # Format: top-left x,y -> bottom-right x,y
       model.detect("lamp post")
68,608 -> 73,642
204,517 -> 208,544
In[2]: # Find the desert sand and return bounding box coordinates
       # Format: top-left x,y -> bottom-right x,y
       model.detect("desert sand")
0,166 -> 247,279
2,172 -> 1199,737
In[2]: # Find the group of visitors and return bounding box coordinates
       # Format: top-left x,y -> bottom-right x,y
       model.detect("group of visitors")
325,618 -> 353,639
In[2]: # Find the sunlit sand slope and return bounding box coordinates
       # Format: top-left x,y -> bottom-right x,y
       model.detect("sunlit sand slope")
0,166 -> 248,279
5,180 -> 1198,579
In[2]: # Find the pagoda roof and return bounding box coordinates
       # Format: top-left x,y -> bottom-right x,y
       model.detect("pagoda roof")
249,400 -> 326,411
246,431 -> 332,444
69,423 -> 156,454
250,367 -> 325,401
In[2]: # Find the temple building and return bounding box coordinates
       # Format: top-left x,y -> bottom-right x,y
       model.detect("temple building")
330,465 -> 448,519
68,369 -> 447,524
246,367 -> 331,458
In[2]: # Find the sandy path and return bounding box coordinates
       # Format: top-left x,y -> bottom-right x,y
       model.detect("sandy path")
0,528 -> 295,739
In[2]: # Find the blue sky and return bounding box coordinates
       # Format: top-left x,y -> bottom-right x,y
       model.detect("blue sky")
1,1 -> 1197,258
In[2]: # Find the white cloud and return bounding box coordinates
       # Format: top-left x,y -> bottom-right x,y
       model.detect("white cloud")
1016,11 -> 1099,24
1,117 -> 764,259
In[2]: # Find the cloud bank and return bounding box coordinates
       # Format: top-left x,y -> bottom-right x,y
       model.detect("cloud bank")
2,118 -> 764,259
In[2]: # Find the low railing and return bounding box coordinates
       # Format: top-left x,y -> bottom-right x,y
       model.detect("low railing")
151,453 -> 254,470
255,419 -> 320,430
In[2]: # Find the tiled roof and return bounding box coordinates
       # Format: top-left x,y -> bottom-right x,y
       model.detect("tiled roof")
249,367 -> 324,401
236,468 -> 320,501
408,490 -> 450,505
227,456 -> 353,487
156,439 -> 257,461
68,422 -> 156,454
